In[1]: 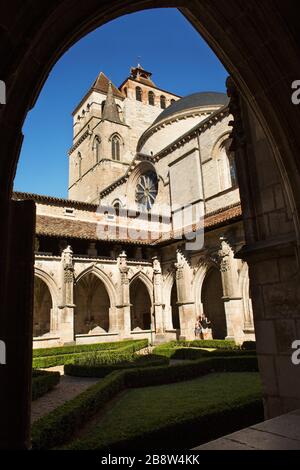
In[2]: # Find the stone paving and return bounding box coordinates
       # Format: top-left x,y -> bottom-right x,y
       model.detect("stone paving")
31,366 -> 99,423
193,409 -> 300,450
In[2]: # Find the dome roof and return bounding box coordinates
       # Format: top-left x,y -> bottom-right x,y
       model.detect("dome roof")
153,91 -> 229,125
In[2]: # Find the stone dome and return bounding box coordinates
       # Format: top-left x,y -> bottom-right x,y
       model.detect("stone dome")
153,91 -> 229,125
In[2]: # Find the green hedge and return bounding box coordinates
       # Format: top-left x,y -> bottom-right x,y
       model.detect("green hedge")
33,339 -> 146,358
31,355 -> 258,449
153,347 -> 256,360
64,354 -> 169,378
32,370 -> 60,401
158,339 -> 237,350
124,356 -> 258,388
31,371 -> 126,450
33,339 -> 148,369
69,396 -> 263,451
241,341 -> 256,351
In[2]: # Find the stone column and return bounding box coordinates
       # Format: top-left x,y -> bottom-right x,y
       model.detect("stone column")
59,246 -> 75,344
152,256 -> 164,341
218,238 -> 244,343
117,251 -> 131,337
175,250 -> 196,340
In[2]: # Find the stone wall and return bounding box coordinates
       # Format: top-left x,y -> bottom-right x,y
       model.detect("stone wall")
33,218 -> 254,348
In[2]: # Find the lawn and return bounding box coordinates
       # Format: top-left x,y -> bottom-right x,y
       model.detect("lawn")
69,371 -> 262,450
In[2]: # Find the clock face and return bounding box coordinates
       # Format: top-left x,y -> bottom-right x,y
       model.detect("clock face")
135,171 -> 158,211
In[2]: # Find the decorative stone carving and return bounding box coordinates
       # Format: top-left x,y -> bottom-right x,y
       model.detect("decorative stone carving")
62,245 -> 74,284
153,256 -> 162,275
118,251 -> 129,285
226,76 -> 246,151
218,238 -> 232,272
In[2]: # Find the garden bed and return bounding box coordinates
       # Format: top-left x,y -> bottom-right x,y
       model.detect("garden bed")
32,369 -> 60,401
68,372 -> 263,450
64,353 -> 169,378
31,355 -> 258,449
33,339 -> 148,369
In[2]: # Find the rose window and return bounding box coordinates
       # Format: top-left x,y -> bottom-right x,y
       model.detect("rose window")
135,171 -> 158,210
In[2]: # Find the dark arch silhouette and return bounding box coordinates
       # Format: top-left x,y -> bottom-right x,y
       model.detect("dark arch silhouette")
74,273 -> 110,335
1,0 -> 300,449
33,277 -> 52,337
171,282 -> 180,330
130,278 -> 152,330
201,268 -> 227,339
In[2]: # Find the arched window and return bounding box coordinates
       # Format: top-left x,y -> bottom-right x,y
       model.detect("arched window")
77,152 -> 82,178
216,138 -> 237,191
148,91 -> 155,106
228,148 -> 238,188
136,87 -> 142,102
101,100 -> 106,115
160,95 -> 166,109
93,136 -> 100,164
111,135 -> 121,161
170,99 -> 175,105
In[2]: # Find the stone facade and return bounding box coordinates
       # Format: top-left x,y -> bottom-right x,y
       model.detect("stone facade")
16,66 -> 255,348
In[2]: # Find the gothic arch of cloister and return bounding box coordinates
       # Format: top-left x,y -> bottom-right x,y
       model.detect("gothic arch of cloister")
1,0 -> 300,449
129,270 -> 153,300
129,271 -> 153,331
75,265 -> 117,309
34,266 -> 60,336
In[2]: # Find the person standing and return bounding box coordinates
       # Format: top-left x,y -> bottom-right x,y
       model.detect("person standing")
200,314 -> 211,340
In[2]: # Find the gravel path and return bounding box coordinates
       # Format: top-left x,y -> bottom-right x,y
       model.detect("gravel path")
31,366 -> 100,423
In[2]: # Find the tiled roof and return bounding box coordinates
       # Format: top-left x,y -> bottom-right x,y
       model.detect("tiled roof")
156,203 -> 242,244
35,203 -> 242,245
36,215 -> 153,245
205,203 -> 242,230
13,191 -> 98,211
93,72 -> 124,99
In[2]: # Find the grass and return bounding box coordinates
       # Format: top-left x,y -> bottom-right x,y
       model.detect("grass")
68,372 -> 262,450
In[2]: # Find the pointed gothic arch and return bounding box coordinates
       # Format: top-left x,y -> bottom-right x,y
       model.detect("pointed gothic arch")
92,135 -> 101,164
34,267 -> 59,336
109,133 -> 122,161
201,267 -> 227,339
129,272 -> 153,331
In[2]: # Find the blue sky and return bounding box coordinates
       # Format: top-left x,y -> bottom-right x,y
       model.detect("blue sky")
14,8 -> 228,198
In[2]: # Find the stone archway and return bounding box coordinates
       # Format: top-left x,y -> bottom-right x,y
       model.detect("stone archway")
130,277 -> 152,331
2,0 -> 300,449
74,273 -> 110,335
33,277 -> 52,337
201,267 -> 227,340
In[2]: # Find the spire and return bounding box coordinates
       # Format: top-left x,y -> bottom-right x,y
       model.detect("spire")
102,81 -> 121,123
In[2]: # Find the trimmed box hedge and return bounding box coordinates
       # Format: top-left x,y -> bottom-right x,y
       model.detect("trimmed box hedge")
64,354 -> 169,378
32,370 -> 60,401
33,339 -> 148,369
31,371 -> 126,449
69,395 -> 263,451
33,339 -> 142,358
153,346 -> 256,360
31,355 -> 258,449
158,339 -> 237,350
